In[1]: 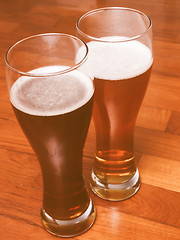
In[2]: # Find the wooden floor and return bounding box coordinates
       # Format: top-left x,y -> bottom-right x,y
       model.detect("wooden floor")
0,0 -> 180,239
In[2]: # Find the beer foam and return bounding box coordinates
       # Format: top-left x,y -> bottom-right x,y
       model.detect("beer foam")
10,66 -> 94,116
77,36 -> 153,80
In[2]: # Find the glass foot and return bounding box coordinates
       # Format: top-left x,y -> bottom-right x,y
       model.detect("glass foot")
41,199 -> 96,238
90,169 -> 140,201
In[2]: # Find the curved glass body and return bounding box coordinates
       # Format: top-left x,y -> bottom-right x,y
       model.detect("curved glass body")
77,7 -> 153,201
5,33 -> 96,237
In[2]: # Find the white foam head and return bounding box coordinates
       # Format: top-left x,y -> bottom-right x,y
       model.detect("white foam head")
10,66 -> 94,116
77,36 -> 153,80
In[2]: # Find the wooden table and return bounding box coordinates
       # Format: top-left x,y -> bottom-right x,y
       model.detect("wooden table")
0,0 -> 180,239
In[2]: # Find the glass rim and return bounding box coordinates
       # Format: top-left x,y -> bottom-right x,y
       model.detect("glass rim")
76,7 -> 152,43
5,33 -> 89,77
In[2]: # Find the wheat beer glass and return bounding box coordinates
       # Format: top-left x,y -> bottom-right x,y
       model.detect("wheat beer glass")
5,33 -> 96,237
77,7 -> 153,201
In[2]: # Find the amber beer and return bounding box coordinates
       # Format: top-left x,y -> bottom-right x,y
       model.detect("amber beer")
93,68 -> 152,181
86,38 -> 153,200
10,66 -> 95,234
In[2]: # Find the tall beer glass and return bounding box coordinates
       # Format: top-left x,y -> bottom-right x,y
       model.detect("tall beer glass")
5,33 -> 96,237
76,7 -> 153,201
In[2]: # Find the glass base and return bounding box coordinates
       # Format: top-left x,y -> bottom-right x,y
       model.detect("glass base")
90,169 -> 140,201
41,199 -> 96,238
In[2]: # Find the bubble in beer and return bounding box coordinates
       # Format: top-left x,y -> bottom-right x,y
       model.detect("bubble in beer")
77,36 -> 153,80
10,65 -> 94,116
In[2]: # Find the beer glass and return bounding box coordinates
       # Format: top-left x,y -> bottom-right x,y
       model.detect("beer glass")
76,7 -> 153,201
5,33 -> 96,237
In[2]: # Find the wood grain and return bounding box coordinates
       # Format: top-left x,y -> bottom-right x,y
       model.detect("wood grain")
0,0 -> 180,239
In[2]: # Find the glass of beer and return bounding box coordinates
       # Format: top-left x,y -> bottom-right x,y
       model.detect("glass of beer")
5,33 -> 96,237
76,7 -> 153,201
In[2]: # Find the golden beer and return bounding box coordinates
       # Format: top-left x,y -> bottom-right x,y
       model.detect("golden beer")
84,38 -> 153,200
